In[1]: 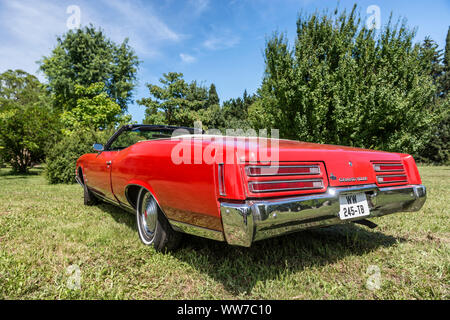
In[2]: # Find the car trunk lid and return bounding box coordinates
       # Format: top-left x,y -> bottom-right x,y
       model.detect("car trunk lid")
274,140 -> 406,187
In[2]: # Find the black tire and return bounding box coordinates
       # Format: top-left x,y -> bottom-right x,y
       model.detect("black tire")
136,189 -> 181,252
83,181 -> 99,206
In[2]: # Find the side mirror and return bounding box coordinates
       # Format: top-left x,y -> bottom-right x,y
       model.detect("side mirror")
93,143 -> 104,152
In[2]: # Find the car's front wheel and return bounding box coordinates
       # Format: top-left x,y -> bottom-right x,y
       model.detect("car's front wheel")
81,175 -> 99,206
136,189 -> 181,252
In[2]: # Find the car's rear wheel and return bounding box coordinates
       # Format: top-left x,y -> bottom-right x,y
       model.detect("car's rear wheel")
136,189 -> 181,251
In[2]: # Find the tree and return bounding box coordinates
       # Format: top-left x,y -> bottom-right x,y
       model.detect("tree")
60,82 -> 130,133
207,83 -> 220,107
256,5 -> 436,156
221,90 -> 258,130
419,37 -> 443,98
138,72 -> 211,127
416,99 -> 449,164
441,27 -> 450,98
0,70 -> 60,173
416,28 -> 450,164
39,25 -> 139,112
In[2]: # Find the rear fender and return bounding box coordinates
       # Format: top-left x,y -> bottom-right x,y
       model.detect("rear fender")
124,180 -> 166,217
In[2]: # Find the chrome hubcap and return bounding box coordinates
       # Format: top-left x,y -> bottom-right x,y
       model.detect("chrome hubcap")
140,193 -> 157,237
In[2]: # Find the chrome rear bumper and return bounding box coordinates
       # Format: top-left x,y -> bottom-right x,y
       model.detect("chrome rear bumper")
220,184 -> 426,247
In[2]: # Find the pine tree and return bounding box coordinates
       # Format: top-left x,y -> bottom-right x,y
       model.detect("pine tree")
138,72 -> 211,127
421,38 -> 443,83
417,28 -> 450,164
207,83 -> 220,106
420,37 -> 443,99
441,26 -> 450,97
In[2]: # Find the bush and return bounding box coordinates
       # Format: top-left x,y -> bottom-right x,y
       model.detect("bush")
45,129 -> 112,184
0,149 -> 4,168
416,99 -> 450,164
0,70 -> 61,173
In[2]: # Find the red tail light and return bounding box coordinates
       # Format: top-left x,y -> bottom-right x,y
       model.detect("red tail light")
372,162 -> 408,186
377,175 -> 407,184
373,163 -> 404,172
246,165 -> 320,176
243,162 -> 328,197
249,179 -> 323,193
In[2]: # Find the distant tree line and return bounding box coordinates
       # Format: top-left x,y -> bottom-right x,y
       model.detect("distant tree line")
0,4 -> 448,182
137,72 -> 258,131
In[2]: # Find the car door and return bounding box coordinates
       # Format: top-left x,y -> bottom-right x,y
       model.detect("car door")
86,126 -> 143,201
86,150 -> 118,200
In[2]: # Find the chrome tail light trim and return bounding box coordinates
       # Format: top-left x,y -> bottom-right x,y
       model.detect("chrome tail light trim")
248,179 -> 324,193
245,165 -> 321,177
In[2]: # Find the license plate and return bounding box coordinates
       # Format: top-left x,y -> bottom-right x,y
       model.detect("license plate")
338,192 -> 370,220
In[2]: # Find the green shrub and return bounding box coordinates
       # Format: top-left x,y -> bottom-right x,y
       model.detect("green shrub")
0,148 -> 4,168
45,129 -> 112,184
416,100 -> 450,165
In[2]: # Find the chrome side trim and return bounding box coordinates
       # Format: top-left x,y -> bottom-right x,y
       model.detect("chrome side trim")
169,219 -> 225,242
220,184 -> 426,247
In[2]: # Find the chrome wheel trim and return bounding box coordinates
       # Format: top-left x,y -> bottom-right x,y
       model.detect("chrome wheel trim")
141,193 -> 157,236
137,190 -> 158,244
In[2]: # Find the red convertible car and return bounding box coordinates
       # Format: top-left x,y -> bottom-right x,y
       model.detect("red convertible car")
76,124 -> 426,251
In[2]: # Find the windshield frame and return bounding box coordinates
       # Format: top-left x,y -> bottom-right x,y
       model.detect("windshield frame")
103,124 -> 201,151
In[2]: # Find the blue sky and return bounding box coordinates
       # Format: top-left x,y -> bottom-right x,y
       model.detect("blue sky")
1,0 -> 449,122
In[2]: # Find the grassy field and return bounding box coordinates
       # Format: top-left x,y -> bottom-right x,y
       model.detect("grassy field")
0,166 -> 448,300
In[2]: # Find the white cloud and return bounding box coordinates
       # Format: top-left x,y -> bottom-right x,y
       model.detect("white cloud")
0,0 -> 68,79
0,0 -> 182,80
99,0 -> 180,42
179,53 -> 196,63
89,0 -> 183,59
203,33 -> 240,50
189,0 -> 209,16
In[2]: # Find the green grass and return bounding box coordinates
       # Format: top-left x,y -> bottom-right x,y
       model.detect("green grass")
0,166 -> 448,299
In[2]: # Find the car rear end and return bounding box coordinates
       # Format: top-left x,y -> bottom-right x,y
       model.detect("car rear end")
218,139 -> 426,247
